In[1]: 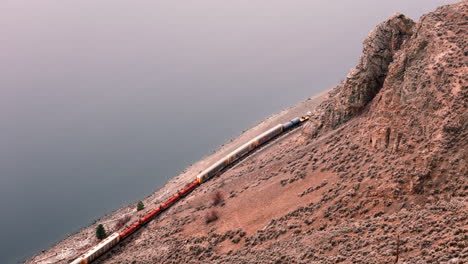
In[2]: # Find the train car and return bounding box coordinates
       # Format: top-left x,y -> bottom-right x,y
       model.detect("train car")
196,123 -> 284,183
228,123 -> 283,161
160,194 -> 180,210
229,140 -> 253,161
196,158 -> 226,183
70,233 -> 120,264
179,180 -> 199,197
119,221 -> 140,240
140,207 -> 162,225
256,124 -> 284,144
283,118 -> 301,130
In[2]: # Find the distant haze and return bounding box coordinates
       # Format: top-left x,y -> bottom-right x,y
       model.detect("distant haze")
0,1 -> 456,263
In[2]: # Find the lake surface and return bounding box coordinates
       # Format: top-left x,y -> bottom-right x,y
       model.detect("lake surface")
0,1 -> 455,263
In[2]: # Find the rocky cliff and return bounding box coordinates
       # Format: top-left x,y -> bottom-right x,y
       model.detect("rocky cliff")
303,13 -> 415,136
303,1 -> 467,196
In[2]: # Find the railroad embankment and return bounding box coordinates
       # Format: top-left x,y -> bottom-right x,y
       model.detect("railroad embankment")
29,1 -> 467,263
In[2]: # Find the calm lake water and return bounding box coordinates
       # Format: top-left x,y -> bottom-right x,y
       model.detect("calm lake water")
0,1 -> 455,263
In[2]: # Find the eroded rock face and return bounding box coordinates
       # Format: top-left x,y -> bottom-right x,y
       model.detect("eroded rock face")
304,2 -> 467,196
303,14 -> 415,137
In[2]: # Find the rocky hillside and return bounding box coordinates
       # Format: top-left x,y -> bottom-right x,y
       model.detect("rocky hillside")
33,2 -> 466,264
95,2 -> 466,264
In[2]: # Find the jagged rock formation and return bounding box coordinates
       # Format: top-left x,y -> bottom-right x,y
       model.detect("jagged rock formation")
304,1 -> 467,196
303,13 -> 415,137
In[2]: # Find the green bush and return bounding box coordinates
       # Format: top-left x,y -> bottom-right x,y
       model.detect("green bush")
137,201 -> 145,211
96,224 -> 107,240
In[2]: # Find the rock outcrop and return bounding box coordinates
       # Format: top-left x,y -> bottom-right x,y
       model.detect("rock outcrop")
303,14 -> 415,137
305,1 -> 467,196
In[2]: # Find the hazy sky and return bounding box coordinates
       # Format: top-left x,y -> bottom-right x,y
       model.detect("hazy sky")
0,1 -> 457,263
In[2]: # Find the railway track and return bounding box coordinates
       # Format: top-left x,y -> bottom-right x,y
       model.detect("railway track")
71,112 -> 312,264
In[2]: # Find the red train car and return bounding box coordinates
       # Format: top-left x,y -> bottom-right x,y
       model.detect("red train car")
119,221 -> 140,239
140,207 -> 162,225
179,180 -> 199,197
161,194 -> 180,209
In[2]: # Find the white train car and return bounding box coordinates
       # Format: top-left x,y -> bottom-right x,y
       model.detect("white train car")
196,123 -> 284,183
70,233 -> 120,264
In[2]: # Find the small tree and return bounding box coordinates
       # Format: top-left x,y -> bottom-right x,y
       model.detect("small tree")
96,224 -> 107,240
137,201 -> 145,211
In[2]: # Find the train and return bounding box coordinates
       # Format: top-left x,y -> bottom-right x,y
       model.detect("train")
70,112 -> 312,264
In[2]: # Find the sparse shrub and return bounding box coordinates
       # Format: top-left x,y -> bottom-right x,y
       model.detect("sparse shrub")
205,210 -> 219,224
211,191 -> 224,206
114,215 -> 131,230
137,201 -> 145,211
96,224 -> 107,240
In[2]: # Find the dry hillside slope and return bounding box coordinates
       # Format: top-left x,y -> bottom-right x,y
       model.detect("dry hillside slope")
98,2 -> 466,264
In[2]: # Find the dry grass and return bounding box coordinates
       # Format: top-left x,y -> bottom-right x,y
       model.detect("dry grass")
114,215 -> 131,231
